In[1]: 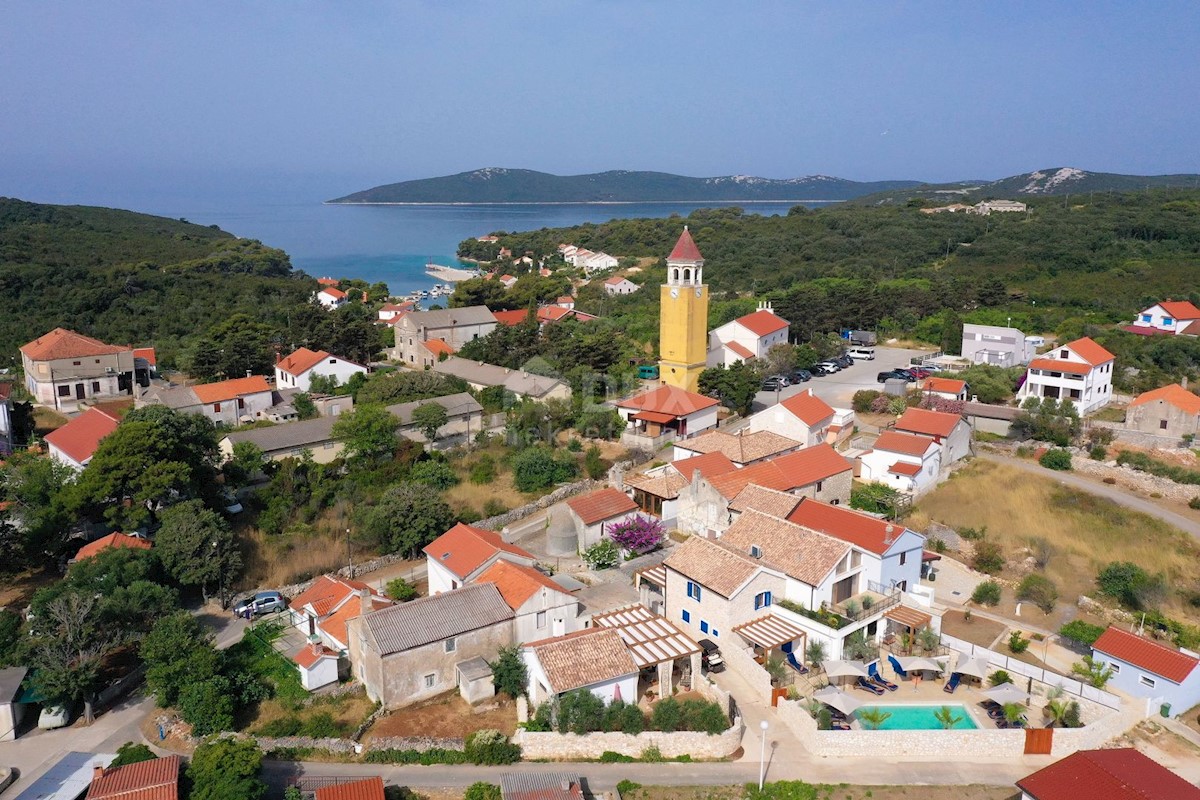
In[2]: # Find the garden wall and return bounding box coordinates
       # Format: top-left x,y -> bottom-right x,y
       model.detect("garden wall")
512,719 -> 744,760
720,640 -> 775,703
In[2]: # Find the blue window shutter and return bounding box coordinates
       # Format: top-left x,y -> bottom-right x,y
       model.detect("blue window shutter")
682,609 -> 690,623
700,620 -> 709,633
712,629 -> 718,637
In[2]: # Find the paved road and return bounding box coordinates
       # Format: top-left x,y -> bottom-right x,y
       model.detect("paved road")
753,346 -> 931,412
978,451 -> 1200,540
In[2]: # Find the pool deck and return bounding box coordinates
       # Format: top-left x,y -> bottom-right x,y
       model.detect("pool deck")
823,673 -> 1035,729
853,700 -> 986,730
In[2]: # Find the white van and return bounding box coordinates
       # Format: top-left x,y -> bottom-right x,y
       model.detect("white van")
847,346 -> 876,360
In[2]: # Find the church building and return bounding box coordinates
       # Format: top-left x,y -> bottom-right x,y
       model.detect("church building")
658,227 -> 709,393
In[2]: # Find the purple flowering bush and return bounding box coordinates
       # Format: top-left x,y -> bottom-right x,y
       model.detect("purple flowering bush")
607,515 -> 665,556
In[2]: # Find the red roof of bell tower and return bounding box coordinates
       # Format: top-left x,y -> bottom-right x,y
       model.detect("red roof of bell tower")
668,227 -> 703,262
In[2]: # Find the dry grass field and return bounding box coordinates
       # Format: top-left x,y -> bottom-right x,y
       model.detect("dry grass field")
910,461 -> 1200,621
240,522 -> 348,588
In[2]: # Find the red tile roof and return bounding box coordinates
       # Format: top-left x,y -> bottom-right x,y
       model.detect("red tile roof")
1129,383 -> 1200,415
492,309 -> 534,326
320,287 -> 347,299
44,407 -> 120,465
734,310 -> 788,337
1064,336 -> 1115,366
1016,748 -> 1200,800
317,277 -> 340,286
132,347 -> 157,366
315,776 -> 386,800
191,375 -> 272,404
707,444 -> 852,499
1158,300 -> 1200,320
320,593 -> 392,647
787,498 -> 911,555
1121,324 -> 1172,336
1092,626 -> 1199,683
289,575 -> 384,618
724,341 -> 756,360
895,407 -> 962,438
672,451 -> 737,481
668,227 -> 703,262
423,338 -> 454,357
889,461 -> 922,476
423,522 -> 535,579
1028,357 -> 1090,376
616,385 -> 719,416
604,275 -> 630,285
476,559 -> 566,609
874,430 -> 936,457
277,347 -> 332,376
922,376 -> 965,395
632,410 -> 677,424
293,644 -> 338,669
75,532 -> 151,562
781,390 -> 835,426
566,487 -> 638,526
21,328 -> 129,361
87,754 -> 181,800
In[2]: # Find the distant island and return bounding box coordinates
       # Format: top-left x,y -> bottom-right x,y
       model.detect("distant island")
329,166 -> 1200,205
326,168 -> 923,204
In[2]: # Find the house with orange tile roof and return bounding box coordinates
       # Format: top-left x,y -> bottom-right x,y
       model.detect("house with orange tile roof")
293,641 -> 341,691
672,429 -> 801,466
1017,336 -> 1115,415
1129,300 -> 1200,336
707,301 -> 790,367
564,487 -> 640,550
377,301 -> 414,322
45,406 -> 121,471
614,384 -> 719,443
858,429 -> 941,495
289,575 -> 392,655
317,286 -> 348,309
392,306 -> 497,365
623,450 -> 738,527
787,498 -> 925,593
747,388 -> 839,447
498,274 -> 518,289
20,328 -> 138,411
423,522 -> 538,595
604,276 -> 638,295
136,375 -> 274,427
1091,626 -> 1200,715
73,532 -> 151,563
894,406 -> 972,466
1017,748 -> 1200,800
315,776 -> 386,800
521,627 -> 639,706
86,753 -> 181,800
475,559 -> 580,642
921,375 -> 968,402
1126,383 -> 1200,439
274,347 -> 367,392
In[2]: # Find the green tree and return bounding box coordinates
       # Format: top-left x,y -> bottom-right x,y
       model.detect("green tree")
1072,655 -> 1115,689
804,640 -> 826,667
141,612 -> 222,708
187,739 -> 266,800
584,445 -> 606,480
0,450 -> 76,567
409,459 -> 459,489
698,361 -> 760,416
293,392 -> 318,420
857,708 -> 892,730
333,404 -> 399,463
1017,573 -> 1059,614
489,645 -> 527,698
179,675 -> 235,734
464,783 -> 502,800
109,742 -> 157,768
933,705 -> 963,729
411,401 -> 450,447
307,373 -> 340,394
356,482 -> 454,556
27,593 -> 111,723
512,447 -> 576,492
224,441 -> 266,488
385,577 -> 419,602
155,500 -> 242,605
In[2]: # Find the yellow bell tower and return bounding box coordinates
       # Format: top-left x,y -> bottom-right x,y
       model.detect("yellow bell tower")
658,227 -> 709,392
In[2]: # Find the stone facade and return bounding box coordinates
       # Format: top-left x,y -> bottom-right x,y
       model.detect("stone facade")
664,563 -> 784,647
513,719 -> 744,760
1126,398 -> 1200,439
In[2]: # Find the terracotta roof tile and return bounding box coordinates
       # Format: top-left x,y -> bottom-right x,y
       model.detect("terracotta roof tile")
664,535 -> 761,597
423,338 -> 455,357
1157,300 -> 1200,320
44,407 -> 120,465
277,347 -> 332,376
724,341 -> 756,360
706,444 -> 851,499
422,522 -> 535,579
786,499 -> 913,556
1016,748 -> 1200,800
616,385 -> 719,416
492,309 -> 534,326
922,377 -> 965,395
294,644 -> 338,669
1093,626 -> 1199,683
728,484 -> 802,518
1028,357 -> 1090,376
289,575 -> 385,618
675,430 -> 799,464
86,754 -> 180,800
75,532 -> 151,562
889,461 -> 922,476
475,560 -> 566,610
320,593 -> 392,648
734,310 -> 789,337
623,469 -> 690,500
1063,336 -> 1115,366
721,510 -> 849,587
780,391 -> 835,426
895,407 -> 962,438
191,375 -> 271,404
1129,383 -> 1200,416
132,347 -> 157,366
525,628 -> 637,694
873,430 -> 937,457
320,287 -> 347,299
315,776 -> 386,800
668,228 -> 703,262
21,328 -> 129,361
566,488 -> 638,526
672,451 -> 738,481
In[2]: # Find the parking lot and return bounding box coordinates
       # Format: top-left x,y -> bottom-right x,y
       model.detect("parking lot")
751,345 -> 931,413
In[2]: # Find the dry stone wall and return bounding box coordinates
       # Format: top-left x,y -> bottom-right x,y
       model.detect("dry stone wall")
513,720 -> 744,760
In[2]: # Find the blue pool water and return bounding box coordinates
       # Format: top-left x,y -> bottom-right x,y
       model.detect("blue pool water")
858,704 -> 978,730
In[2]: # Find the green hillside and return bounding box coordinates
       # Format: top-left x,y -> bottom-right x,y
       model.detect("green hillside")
328,168 -> 922,204
0,198 -> 382,374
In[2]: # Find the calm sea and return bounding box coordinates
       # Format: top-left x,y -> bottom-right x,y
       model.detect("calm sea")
151,199 -> 826,296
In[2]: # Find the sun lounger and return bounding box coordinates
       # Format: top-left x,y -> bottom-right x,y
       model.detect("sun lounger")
831,720 -> 852,730
786,651 -> 809,675
944,673 -> 961,694
855,676 -> 886,696
888,654 -> 908,679
867,662 -> 899,691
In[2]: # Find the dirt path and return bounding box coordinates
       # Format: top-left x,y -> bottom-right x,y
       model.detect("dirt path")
978,452 -> 1200,541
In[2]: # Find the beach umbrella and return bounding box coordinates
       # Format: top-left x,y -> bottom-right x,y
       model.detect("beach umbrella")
822,659 -> 871,679
813,685 -> 863,716
953,653 -> 990,679
983,682 -> 1031,706
897,655 -> 943,673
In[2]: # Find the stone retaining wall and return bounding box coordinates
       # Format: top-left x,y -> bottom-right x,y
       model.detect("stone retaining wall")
362,735 -> 465,752
720,641 -> 775,703
483,479 -> 606,532
255,736 -> 359,754
512,719 -> 744,760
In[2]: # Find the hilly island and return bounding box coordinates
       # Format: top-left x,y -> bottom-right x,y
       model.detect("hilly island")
329,166 -> 1200,204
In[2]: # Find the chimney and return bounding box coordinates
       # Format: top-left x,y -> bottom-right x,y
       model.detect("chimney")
884,523 -> 896,544
561,780 -> 573,793
359,587 -> 371,603
1183,376 -> 1189,390
310,639 -> 322,657
93,764 -> 105,780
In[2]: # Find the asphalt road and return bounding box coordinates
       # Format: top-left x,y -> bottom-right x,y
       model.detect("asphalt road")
751,345 -> 931,412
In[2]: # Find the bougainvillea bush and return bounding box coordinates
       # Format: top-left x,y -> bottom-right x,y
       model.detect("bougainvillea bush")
607,515 -> 665,556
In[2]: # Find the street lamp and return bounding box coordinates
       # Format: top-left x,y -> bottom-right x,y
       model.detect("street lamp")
758,719 -> 769,790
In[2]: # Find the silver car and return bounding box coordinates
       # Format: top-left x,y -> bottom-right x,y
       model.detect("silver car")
233,591 -> 286,618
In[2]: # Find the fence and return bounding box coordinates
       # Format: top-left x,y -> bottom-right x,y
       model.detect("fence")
940,632 -> 1122,710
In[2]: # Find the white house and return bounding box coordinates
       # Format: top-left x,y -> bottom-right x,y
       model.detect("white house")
564,487 -> 641,550
747,389 -> 836,448
44,406 -> 120,471
0,383 -> 13,454
1090,626 -> 1200,717
972,200 -> 1026,214
392,306 -> 497,365
423,522 -> 538,595
377,302 -> 414,322
317,287 -> 348,309
961,323 -> 1040,367
136,375 -> 275,427
275,347 -> 368,392
893,407 -> 972,467
498,274 -> 518,289
921,376 -> 967,402
1018,336 -> 1115,415
288,576 -> 392,653
604,276 -> 639,295
475,559 -> 580,643
614,385 -> 719,443
859,429 -> 942,495
294,643 -> 340,691
707,302 -> 790,367
1129,300 -> 1200,336
521,627 -> 639,707
786,499 -> 925,592
580,252 -> 619,275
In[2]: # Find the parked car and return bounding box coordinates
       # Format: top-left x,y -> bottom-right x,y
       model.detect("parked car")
878,369 -> 916,383
233,591 -> 287,619
817,360 -> 842,373
847,346 -> 876,360
809,363 -> 834,376
38,703 -> 73,730
907,367 -> 932,379
834,354 -> 854,368
790,368 -> 812,383
761,375 -> 790,391
698,639 -> 725,673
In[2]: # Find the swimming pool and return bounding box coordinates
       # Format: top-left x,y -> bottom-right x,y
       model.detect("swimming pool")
857,704 -> 978,730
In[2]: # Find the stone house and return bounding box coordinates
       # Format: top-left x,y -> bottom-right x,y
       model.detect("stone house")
1126,383 -> 1200,439
671,429 -> 800,466
893,407 -> 972,466
137,375 -> 274,427
288,576 -> 392,653
219,416 -> 344,464
625,451 -> 736,526
423,522 -> 537,594
565,487 -> 640,550
386,392 -> 485,448
20,328 -> 138,411
348,583 -> 515,709
746,390 -> 836,448
392,306 -> 497,365
474,559 -> 580,642
431,356 -> 571,402
274,347 -> 368,392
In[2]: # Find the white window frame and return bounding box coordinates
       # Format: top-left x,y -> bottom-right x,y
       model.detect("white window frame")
1138,674 -> 1156,688
536,610 -> 547,629
424,673 -> 437,689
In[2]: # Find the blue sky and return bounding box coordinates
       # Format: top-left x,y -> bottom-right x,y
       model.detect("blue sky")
2,1 -> 1197,204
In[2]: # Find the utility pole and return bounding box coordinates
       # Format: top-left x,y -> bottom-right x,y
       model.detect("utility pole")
346,527 -> 354,579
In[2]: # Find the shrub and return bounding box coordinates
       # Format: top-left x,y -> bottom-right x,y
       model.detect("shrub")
816,707 -> 832,731
1063,701 -> 1082,728
1017,574 -> 1059,614
971,580 -> 1001,605
489,646 -> 527,699
1089,445 -> 1108,461
464,783 -> 502,800
465,729 -> 521,765
581,538 -> 620,570
482,499 -> 510,518
617,780 -> 642,796
958,526 -> 986,541
1191,496 -> 1200,510
1096,561 -> 1167,610
852,390 -> 882,413
386,577 -> 419,602
1007,631 -> 1030,654
584,445 -> 606,480
1103,476 -> 1117,484
972,540 -> 1005,574
179,676 -> 235,735
850,483 -> 900,515
567,438 -> 583,452
603,700 -> 647,734
606,516 -> 665,556
410,459 -> 459,489
109,742 -> 157,768
1039,448 -> 1073,471
600,751 -> 635,763
1117,449 -> 1200,485
639,744 -> 665,763
650,696 -> 682,732
677,698 -> 730,734
1059,620 -> 1106,646
512,447 -> 576,492
364,748 -> 469,765
1072,655 -> 1115,688
556,689 -> 605,734
469,455 -> 497,485
989,670 -> 1012,686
